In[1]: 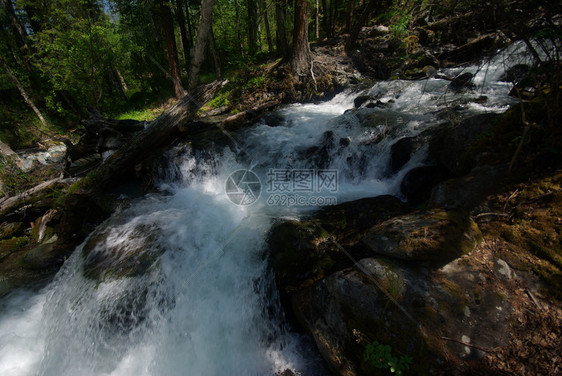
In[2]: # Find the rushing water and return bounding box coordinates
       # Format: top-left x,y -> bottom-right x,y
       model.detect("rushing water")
0,44 -> 531,375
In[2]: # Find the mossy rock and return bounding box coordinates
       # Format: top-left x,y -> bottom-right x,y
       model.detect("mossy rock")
18,241 -> 61,270
0,222 -> 24,240
362,209 -> 482,265
0,236 -> 28,261
268,220 -> 334,292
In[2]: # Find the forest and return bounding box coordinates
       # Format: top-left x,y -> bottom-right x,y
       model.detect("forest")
0,0 -> 561,375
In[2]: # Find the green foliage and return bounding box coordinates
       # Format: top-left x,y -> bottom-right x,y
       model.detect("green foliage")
244,75 -> 268,90
376,8 -> 411,38
207,91 -> 230,109
390,15 -> 410,39
363,341 -> 413,375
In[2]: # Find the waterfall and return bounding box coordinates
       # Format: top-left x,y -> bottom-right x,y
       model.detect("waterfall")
0,43 -> 528,376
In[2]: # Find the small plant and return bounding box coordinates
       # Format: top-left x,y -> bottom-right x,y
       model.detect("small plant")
207,91 -> 230,109
363,341 -> 412,375
390,15 -> 410,39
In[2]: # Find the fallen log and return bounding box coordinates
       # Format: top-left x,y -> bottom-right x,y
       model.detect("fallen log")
82,81 -> 226,190
0,178 -> 77,220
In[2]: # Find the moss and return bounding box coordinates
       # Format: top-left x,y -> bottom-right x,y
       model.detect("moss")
0,222 -> 24,240
0,236 -> 28,254
473,288 -> 482,304
441,279 -> 464,299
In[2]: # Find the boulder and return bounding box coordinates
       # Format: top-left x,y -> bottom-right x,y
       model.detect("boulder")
353,95 -> 373,108
500,64 -> 531,84
18,239 -> 63,270
429,113 -> 499,176
0,222 -> 24,240
429,164 -> 507,210
449,72 -> 475,92
269,195 -> 409,293
361,209 -> 482,265
82,218 -> 165,281
400,165 -> 452,206
291,256 -> 512,375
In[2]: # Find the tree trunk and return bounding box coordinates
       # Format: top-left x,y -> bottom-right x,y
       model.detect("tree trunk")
315,0 -> 320,39
184,0 -> 194,46
188,0 -> 217,91
290,0 -> 312,77
175,0 -> 191,64
115,68 -> 128,92
234,0 -> 246,59
260,0 -> 274,53
247,0 -> 259,56
160,0 -> 186,98
321,0 -> 332,38
275,0 -> 289,59
1,0 -> 34,73
1,0 -> 29,52
345,0 -> 377,51
331,0 -> 340,35
209,28 -> 223,80
1,56 -> 49,129
247,0 -> 258,56
345,0 -> 354,32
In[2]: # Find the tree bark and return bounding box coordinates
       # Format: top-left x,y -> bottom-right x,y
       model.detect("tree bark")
184,0 -> 194,46
175,0 -> 191,64
275,0 -> 289,59
1,56 -> 49,129
290,0 -> 312,76
321,0 -> 332,38
345,0 -> 354,32
315,0 -> 320,39
345,0 -> 377,51
260,0 -> 274,54
234,0 -> 246,59
1,0 -> 34,73
209,28 -> 223,80
1,0 -> 29,52
188,0 -> 217,91
160,0 -> 186,98
247,0 -> 259,56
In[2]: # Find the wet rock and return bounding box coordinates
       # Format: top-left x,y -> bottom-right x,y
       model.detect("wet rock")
449,72 -> 475,92
400,165 -> 452,206
389,130 -> 435,173
390,137 -> 421,172
270,195 -> 409,293
18,239 -> 61,270
353,95 -> 372,108
361,209 -> 482,265
300,131 -> 336,169
82,218 -> 165,281
500,64 -> 531,84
